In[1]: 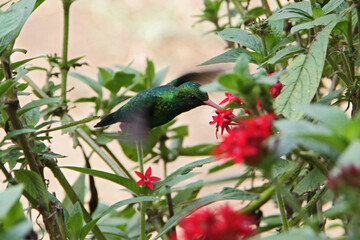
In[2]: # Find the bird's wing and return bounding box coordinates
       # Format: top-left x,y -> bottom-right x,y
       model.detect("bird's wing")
167,71 -> 221,87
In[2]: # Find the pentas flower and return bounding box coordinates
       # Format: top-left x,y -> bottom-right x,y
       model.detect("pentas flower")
219,92 -> 245,106
328,165 -> 360,191
269,82 -> 283,98
213,113 -> 276,166
210,109 -> 237,138
173,205 -> 256,240
135,167 -> 161,190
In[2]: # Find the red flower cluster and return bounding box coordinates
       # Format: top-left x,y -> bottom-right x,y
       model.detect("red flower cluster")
135,167 -> 161,190
213,113 -> 276,166
174,205 -> 256,240
269,82 -> 283,98
210,109 -> 237,138
328,165 -> 360,191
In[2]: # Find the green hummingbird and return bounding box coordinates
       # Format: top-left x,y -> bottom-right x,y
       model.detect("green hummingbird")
94,72 -> 220,133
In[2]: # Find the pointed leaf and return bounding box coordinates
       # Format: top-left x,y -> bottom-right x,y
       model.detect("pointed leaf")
0,185 -> 24,218
69,72 -> 102,97
199,48 -> 249,66
218,28 -> 263,53
0,80 -> 16,98
274,18 -> 339,120
293,168 -> 326,194
265,46 -> 304,65
17,97 -> 61,116
323,0 -> 345,14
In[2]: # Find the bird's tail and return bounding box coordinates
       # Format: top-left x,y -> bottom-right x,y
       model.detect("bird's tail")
94,112 -> 119,127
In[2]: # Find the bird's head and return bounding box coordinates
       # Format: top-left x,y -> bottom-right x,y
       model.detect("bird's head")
175,82 -> 220,109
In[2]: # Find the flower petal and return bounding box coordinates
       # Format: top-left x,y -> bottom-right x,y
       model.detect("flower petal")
145,167 -> 152,177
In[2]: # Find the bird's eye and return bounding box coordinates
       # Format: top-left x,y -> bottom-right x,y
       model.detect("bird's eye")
189,95 -> 196,100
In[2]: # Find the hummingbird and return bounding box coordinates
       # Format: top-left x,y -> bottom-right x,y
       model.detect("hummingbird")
94,72 -> 220,135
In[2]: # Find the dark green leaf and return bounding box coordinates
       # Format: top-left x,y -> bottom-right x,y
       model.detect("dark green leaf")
4,128 -> 35,140
178,144 -> 215,156
105,72 -> 136,95
218,28 -> 263,53
24,108 -> 40,127
63,174 -> 86,211
17,97 -> 61,116
66,202 -> 84,240
62,166 -> 140,195
274,18 -> 339,120
293,168 -> 326,194
0,80 -> 16,98
14,169 -> 49,211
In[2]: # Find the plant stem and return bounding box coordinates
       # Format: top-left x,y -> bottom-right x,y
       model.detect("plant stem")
276,189 -> 289,232
231,0 -> 245,15
46,159 -> 106,240
242,160 -> 304,213
60,0 -> 71,105
102,144 -> 134,180
260,0 -> 272,17
136,141 -> 146,240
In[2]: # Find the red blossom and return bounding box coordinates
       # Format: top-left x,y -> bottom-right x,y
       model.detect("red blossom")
135,167 -> 161,190
328,165 -> 360,191
173,205 -> 256,240
269,82 -> 283,98
213,113 -> 276,166
219,92 -> 245,105
210,109 -> 237,138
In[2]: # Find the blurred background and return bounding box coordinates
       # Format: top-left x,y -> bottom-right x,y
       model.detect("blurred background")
8,0 -> 237,205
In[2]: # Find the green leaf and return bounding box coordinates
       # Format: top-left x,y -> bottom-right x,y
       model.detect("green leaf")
317,87 -> 345,105
105,71 -> 136,95
178,144 -> 216,156
0,185 -> 23,218
3,128 -> 35,141
17,97 -> 61,116
2,220 -> 33,240
66,202 -> 84,240
63,174 -> 86,211
323,0 -> 345,14
290,14 -> 336,35
24,108 -> 40,127
218,28 -> 263,53
14,169 -> 49,211
69,72 -> 102,97
0,0 -> 36,55
199,48 -> 249,65
153,66 -> 169,87
274,18 -> 339,120
154,157 -> 214,191
295,104 -> 348,131
256,227 -> 329,240
0,10 -> 22,39
0,80 -> 16,98
80,196 -> 158,240
293,168 -> 326,194
152,187 -> 258,240
62,166 -> 140,195
265,46 -> 304,65
268,2 -> 313,21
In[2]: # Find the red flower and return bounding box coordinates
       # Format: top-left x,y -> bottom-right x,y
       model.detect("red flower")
328,165 -> 360,191
219,92 -> 245,105
213,113 -> 276,166
210,109 -> 237,138
135,167 -> 161,190
174,205 -> 256,240
269,82 -> 283,98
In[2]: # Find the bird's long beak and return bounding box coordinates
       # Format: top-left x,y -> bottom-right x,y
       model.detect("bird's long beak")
203,99 -> 221,109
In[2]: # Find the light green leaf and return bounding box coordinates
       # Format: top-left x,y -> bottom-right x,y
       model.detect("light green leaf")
153,66 -> 169,87
2,220 -> 33,240
268,2 -> 313,21
293,168 -> 326,194
66,202 -> 84,240
199,48 -> 249,66
17,97 -> 61,116
254,227 -> 330,240
3,128 -> 35,141
317,87 -> 345,105
63,174 -> 86,211
218,28 -> 263,53
24,108 -> 40,127
14,170 -> 49,211
69,72 -> 102,97
0,10 -> 21,39
295,104 -> 348,131
290,14 -> 336,35
265,46 -> 304,65
274,18 -> 339,120
323,0 -> 345,14
0,0 -> 36,55
0,185 -> 23,218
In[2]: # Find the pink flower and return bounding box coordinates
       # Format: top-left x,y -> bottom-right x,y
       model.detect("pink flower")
219,92 -> 245,106
328,165 -> 360,191
213,113 -> 276,166
173,205 -> 257,240
135,167 -> 161,190
210,109 -> 237,138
